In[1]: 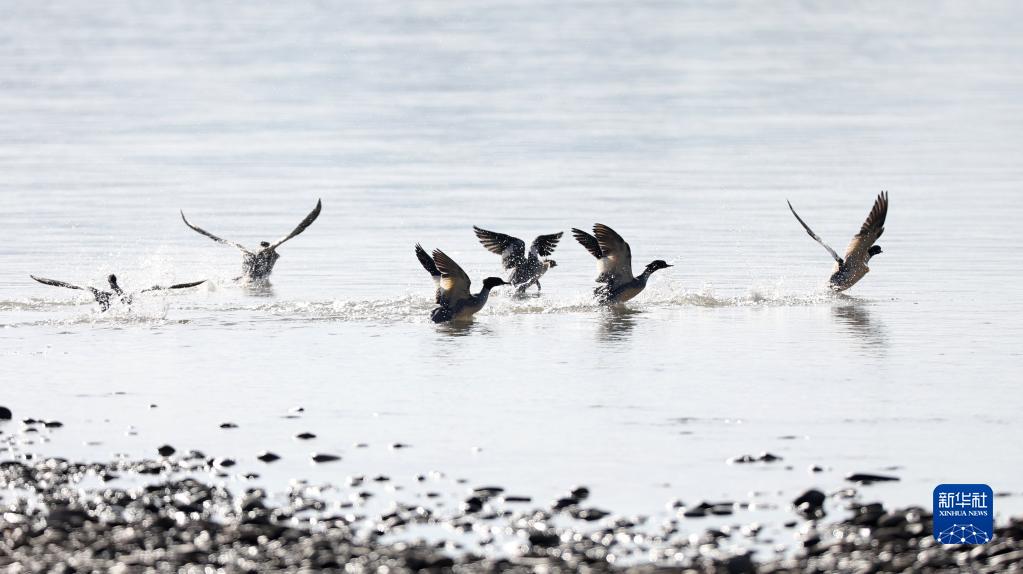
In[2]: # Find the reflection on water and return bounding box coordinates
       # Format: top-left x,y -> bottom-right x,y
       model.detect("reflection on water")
242,281 -> 276,298
597,306 -> 641,342
832,303 -> 888,352
435,321 -> 492,338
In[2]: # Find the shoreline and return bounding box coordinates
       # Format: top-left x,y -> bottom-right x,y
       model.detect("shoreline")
2,453 -> 1020,572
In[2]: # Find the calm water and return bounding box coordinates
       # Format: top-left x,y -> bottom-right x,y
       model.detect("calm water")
2,0 -> 1022,548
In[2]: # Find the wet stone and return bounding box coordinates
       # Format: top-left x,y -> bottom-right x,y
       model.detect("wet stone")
257,451 -> 281,463
846,472 -> 900,484
794,489 -> 826,519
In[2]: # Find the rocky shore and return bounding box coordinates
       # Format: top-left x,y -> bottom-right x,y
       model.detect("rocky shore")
1,452 -> 1020,573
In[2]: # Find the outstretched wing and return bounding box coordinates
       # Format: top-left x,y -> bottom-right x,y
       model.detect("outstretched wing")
432,249 -> 472,306
572,228 -> 603,259
529,231 -> 563,258
269,199 -> 322,249
31,275 -> 86,291
181,211 -> 253,254
787,200 -> 843,265
843,191 -> 888,263
31,275 -> 104,302
415,244 -> 441,278
593,224 -> 634,283
474,226 -> 526,269
140,280 -> 207,294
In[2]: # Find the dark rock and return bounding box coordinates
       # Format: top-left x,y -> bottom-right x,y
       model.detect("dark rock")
219,422 -> 238,429
157,445 -> 176,457
296,432 -> 316,440
794,489 -> 826,518
528,531 -> 561,548
0,406 -> 12,420
44,421 -> 64,428
390,442 -> 409,449
311,453 -> 340,463
846,472 -> 900,484
257,451 -> 281,463
570,486 -> 590,500
473,486 -> 504,499
758,452 -> 782,462
461,496 -> 485,513
503,495 -> 532,503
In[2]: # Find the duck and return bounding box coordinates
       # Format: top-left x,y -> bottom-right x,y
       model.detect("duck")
571,224 -> 672,304
180,199 -> 322,281
30,274 -> 205,312
473,226 -> 563,294
787,192 -> 888,292
415,244 -> 508,323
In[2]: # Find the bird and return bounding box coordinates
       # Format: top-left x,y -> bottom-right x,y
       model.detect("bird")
415,244 -> 508,323
787,192 -> 888,292
571,224 -> 672,304
473,226 -> 563,294
180,199 -> 322,281
30,274 -> 205,312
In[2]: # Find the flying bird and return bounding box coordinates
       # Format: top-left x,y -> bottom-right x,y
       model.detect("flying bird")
787,192 -> 888,292
30,274 -> 205,312
473,226 -> 562,294
181,199 -> 322,281
415,244 -> 508,323
572,224 -> 672,305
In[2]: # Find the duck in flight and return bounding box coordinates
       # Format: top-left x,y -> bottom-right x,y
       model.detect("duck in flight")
572,224 -> 672,305
180,199 -> 322,281
473,226 -> 563,295
30,274 -> 205,312
787,192 -> 888,292
415,244 -> 508,323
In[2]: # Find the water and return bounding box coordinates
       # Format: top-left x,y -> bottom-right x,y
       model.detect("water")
2,0 -> 1022,547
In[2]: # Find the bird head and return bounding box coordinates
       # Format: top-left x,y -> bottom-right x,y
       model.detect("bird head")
482,277 -> 509,290
645,260 -> 673,273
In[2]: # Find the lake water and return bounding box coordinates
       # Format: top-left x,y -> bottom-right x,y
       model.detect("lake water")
2,0 -> 1022,550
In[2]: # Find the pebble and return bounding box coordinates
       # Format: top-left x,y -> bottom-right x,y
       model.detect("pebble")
846,472 -> 900,484
793,488 -> 826,518
311,453 -> 341,463
295,432 -> 316,440
257,451 -> 281,463
157,445 -> 176,457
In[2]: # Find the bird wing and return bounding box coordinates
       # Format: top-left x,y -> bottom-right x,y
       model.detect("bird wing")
474,226 -> 526,269
31,275 -> 86,291
269,199 -> 322,249
181,211 -> 253,254
432,249 -> 472,306
572,228 -> 603,259
593,224 -> 634,283
140,280 -> 207,293
415,244 -> 441,278
31,275 -> 105,301
529,231 -> 563,258
842,192 -> 888,263
787,200 -> 843,265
